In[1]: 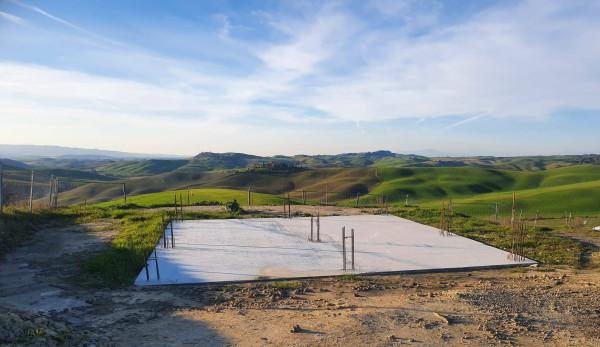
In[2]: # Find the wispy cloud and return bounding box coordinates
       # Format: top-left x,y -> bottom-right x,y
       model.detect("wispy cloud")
8,0 -> 122,47
0,10 -> 25,25
1,0 -> 599,154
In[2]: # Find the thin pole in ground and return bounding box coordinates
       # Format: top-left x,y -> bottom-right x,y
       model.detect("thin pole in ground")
54,177 -> 59,208
29,170 -> 34,213
170,221 -> 174,248
342,226 -> 346,271
495,203 -> 499,222
351,228 -> 355,270
317,212 -> 320,241
144,250 -> 150,280
355,193 -> 360,208
302,190 -> 306,205
174,194 -> 178,218
122,183 -> 127,204
154,252 -> 160,281
310,215 -> 314,241
48,175 -> 54,208
179,192 -> 183,216
325,184 -> 328,206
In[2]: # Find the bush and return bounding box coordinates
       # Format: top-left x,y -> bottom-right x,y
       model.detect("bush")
225,199 -> 242,214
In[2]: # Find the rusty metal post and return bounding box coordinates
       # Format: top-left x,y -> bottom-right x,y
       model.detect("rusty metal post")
351,228 -> 355,270
317,212 -> 320,241
342,226 -> 346,271
170,221 -> 174,248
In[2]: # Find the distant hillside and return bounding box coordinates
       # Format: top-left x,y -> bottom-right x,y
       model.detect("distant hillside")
58,167 -> 379,205
179,152 -> 268,172
0,158 -> 29,170
96,159 -> 188,177
0,144 -> 183,160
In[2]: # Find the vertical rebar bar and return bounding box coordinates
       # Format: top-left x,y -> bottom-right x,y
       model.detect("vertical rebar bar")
342,226 -> 346,271
170,221 -> 174,248
144,251 -> 150,280
317,212 -> 320,241
29,170 -> 34,213
154,252 -> 160,280
351,228 -> 355,270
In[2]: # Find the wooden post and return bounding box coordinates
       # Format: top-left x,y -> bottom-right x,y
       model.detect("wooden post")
342,226 -> 346,271
351,228 -> 355,270
247,187 -> 251,206
28,170 -> 34,213
187,188 -> 190,205
355,193 -> 360,208
302,191 -> 306,205
84,199 -> 87,207
310,216 -> 314,241
325,184 -> 328,206
287,193 -> 291,218
405,194 -> 409,207
0,164 -> 3,215
122,183 -> 127,204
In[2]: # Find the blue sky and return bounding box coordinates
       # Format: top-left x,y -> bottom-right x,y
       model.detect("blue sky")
1,0 -> 599,156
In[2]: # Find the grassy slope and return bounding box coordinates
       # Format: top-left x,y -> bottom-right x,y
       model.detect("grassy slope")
422,180 -> 600,216
96,188 -> 282,208
59,168 -> 379,205
371,165 -> 600,200
96,159 -> 188,177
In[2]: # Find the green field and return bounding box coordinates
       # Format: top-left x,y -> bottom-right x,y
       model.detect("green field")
361,165 -> 600,215
96,188 -> 283,208
421,180 -> 600,216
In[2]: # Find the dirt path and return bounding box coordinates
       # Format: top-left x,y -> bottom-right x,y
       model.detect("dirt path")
1,208 -> 600,346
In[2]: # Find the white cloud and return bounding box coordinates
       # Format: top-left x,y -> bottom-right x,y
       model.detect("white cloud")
0,10 -> 25,25
1,0 -> 600,155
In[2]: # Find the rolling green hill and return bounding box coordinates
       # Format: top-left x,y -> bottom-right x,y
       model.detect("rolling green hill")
96,159 -> 188,177
420,180 -> 600,216
369,165 -> 600,203
97,188 -> 282,208
58,167 -> 379,205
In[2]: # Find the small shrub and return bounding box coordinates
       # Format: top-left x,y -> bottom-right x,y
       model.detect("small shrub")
225,199 -> 242,214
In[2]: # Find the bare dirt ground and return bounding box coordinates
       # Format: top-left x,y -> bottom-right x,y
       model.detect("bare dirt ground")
1,206 -> 600,346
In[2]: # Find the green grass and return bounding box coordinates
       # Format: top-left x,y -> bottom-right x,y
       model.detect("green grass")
356,165 -> 600,216
372,165 -> 600,203
392,207 -> 584,266
96,188 -> 283,208
421,180 -> 600,217
96,159 -> 188,177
